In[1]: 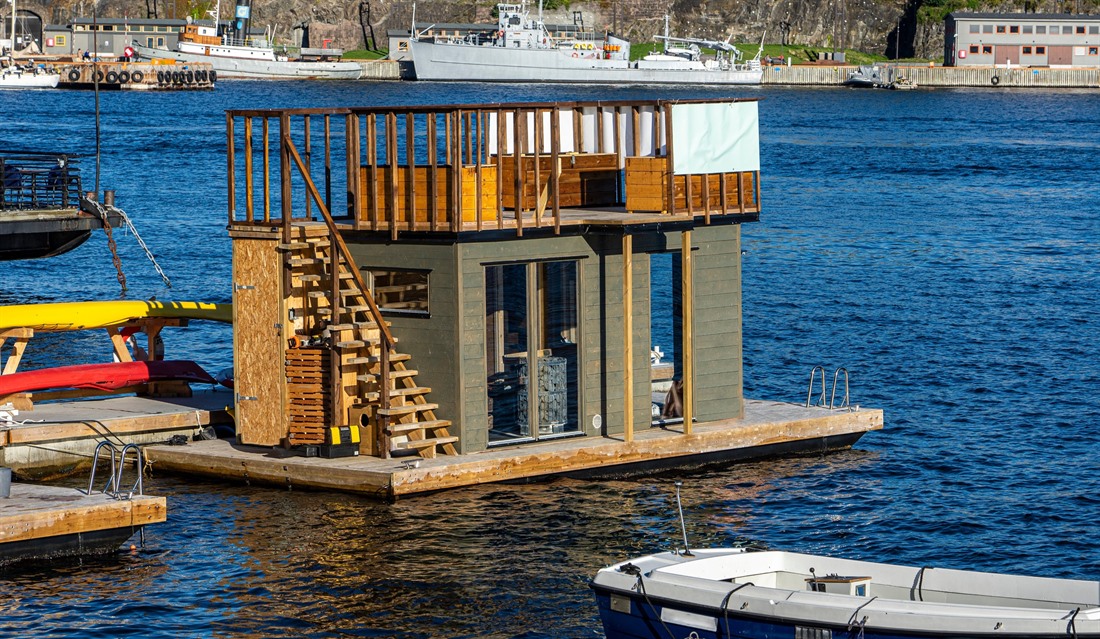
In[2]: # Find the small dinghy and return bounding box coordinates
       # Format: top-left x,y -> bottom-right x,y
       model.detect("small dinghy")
592,548 -> 1100,639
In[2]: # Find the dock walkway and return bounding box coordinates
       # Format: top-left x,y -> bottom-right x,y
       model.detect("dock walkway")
145,399 -> 883,500
1,390 -> 232,475
0,483 -> 165,567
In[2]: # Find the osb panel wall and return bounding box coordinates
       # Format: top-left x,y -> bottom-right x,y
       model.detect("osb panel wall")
233,237 -> 288,446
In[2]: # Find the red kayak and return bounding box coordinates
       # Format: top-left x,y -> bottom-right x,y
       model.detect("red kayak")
0,360 -> 216,395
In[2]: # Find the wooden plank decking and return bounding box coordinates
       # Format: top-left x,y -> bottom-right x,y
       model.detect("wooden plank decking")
144,399 -> 883,500
0,391 -> 233,474
0,483 -> 166,567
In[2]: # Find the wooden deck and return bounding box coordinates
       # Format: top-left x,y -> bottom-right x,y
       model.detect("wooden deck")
0,483 -> 165,568
0,390 -> 233,475
144,399 -> 883,500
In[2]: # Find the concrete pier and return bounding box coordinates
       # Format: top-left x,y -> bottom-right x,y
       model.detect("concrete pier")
763,64 -> 1100,88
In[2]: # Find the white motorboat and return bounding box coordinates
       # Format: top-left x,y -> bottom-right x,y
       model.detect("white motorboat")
592,548 -> 1100,639
409,2 -> 762,85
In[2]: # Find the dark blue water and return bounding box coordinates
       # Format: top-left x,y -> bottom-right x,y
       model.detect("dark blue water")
2,83 -> 1099,638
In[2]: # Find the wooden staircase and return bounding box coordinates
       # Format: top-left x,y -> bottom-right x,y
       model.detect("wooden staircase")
280,222 -> 458,459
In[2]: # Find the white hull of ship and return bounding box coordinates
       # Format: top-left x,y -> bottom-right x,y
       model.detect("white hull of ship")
132,43 -> 362,80
0,71 -> 59,88
409,40 -> 762,85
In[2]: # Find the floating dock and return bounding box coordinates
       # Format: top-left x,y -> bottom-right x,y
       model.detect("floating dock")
145,400 -> 882,500
0,483 -> 165,568
57,61 -> 215,90
0,392 -> 231,477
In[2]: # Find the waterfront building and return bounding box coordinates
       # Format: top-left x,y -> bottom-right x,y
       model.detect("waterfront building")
945,12 -> 1100,67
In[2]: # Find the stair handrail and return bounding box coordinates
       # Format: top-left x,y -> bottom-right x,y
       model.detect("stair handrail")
87,440 -> 119,496
806,366 -> 826,408
830,367 -> 850,411
281,122 -> 394,452
115,443 -> 145,499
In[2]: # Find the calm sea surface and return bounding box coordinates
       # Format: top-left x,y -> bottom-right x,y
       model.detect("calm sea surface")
1,82 -> 1099,638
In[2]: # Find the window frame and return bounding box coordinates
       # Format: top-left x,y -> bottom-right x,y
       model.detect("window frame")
361,267 -> 432,317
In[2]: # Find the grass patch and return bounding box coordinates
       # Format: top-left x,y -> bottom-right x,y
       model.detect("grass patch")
342,49 -> 390,60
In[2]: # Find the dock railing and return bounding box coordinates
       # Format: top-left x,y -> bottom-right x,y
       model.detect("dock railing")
225,98 -> 761,239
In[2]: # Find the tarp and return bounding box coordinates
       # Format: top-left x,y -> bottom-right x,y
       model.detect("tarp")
670,101 -> 759,175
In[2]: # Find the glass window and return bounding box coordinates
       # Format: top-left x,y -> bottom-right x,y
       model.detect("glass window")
1050,26 -> 1059,34
1037,46 -> 1046,54
1023,25 -> 1033,34
147,37 -> 153,46
1010,25 -> 1019,34
982,45 -> 993,54
397,40 -> 409,52
969,44 -> 979,53
102,25 -> 113,31
1037,25 -> 1047,34
56,34 -> 66,46
969,24 -> 980,33
983,25 -> 993,33
364,268 -> 429,315
996,25 -> 1006,33
486,260 -> 580,445
1091,26 -> 1099,34
1023,46 -> 1032,54
1076,26 -> 1086,34
1090,46 -> 1099,55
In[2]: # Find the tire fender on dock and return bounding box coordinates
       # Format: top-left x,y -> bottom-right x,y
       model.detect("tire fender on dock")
991,75 -> 1000,85
67,69 -> 80,82
118,70 -> 130,84
105,71 -> 118,83
132,70 -> 144,83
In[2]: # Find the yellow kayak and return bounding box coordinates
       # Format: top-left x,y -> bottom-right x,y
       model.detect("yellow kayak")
0,301 -> 232,331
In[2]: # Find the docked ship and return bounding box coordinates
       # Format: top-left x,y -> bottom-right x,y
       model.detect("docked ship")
409,2 -> 762,85
131,0 -> 362,80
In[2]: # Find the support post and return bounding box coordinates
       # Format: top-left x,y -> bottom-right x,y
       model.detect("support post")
681,230 -> 694,435
623,233 -> 634,443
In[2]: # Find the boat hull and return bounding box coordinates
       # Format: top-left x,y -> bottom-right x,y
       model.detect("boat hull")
409,40 -> 762,85
0,72 -> 60,89
131,42 -> 362,80
592,550 -> 1100,639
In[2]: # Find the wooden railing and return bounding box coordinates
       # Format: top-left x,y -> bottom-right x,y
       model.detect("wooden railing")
226,98 -> 761,238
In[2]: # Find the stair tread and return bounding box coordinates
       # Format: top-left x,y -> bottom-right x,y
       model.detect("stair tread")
377,402 -> 438,416
348,353 -> 411,365
362,386 -> 431,401
395,436 -> 458,450
386,419 -> 451,434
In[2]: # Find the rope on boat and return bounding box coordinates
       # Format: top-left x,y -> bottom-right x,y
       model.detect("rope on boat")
108,203 -> 172,289
720,582 -> 754,639
629,571 -> 679,639
910,566 -> 932,601
1067,607 -> 1080,639
847,596 -> 878,639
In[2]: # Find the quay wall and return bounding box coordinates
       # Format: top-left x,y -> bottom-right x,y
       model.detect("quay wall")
355,60 -> 401,80
763,65 -> 1100,88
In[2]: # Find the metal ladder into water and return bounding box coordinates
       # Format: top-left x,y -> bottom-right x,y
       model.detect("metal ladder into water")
86,441 -> 149,546
806,366 -> 851,410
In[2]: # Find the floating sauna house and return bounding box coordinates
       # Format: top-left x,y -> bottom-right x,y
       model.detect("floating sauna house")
209,98 -> 880,495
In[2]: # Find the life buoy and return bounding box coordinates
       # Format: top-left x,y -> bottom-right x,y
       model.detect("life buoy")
990,75 -> 1000,85
67,68 -> 80,82
131,70 -> 144,83
118,70 -> 130,84
105,71 -> 118,83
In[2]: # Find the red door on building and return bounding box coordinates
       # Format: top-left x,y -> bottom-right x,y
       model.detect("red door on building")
1048,46 -> 1073,64
995,46 -> 1019,64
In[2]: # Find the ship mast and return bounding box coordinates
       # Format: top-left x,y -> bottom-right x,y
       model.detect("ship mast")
9,0 -> 16,56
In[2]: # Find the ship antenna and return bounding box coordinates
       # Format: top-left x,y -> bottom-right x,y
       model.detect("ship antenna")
674,480 -> 694,557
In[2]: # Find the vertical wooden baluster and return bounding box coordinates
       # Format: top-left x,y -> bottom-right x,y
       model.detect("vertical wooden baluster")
533,108 -> 542,228
452,110 -> 463,233
386,112 -> 399,241
348,113 -> 361,228
475,108 -> 484,232
244,116 -> 254,223
406,112 -> 416,232
496,109 -> 505,229
304,114 -> 312,219
428,112 -> 438,232
262,117 -> 271,223
226,113 -> 236,224
513,108 -> 524,236
368,113 -> 379,231
551,106 -> 561,234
